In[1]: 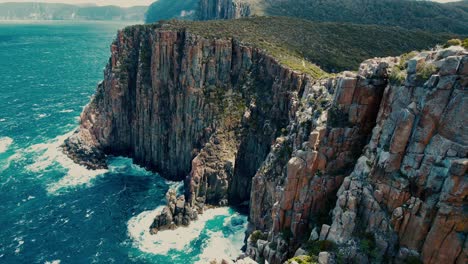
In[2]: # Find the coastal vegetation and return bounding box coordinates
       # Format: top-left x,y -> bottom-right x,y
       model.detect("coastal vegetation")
156,17 -> 452,73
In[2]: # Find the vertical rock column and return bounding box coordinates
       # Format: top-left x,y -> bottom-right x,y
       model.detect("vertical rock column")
323,47 -> 467,263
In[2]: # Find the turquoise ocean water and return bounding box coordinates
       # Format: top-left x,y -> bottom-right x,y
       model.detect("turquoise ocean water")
0,21 -> 246,264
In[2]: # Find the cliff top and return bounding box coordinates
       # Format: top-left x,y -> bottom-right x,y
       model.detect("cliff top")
147,16 -> 452,75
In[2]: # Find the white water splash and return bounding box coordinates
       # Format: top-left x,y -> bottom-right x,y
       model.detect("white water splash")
127,207 -> 236,256
195,213 -> 248,264
167,180 -> 184,196
0,137 -> 13,153
45,260 -> 61,264
24,131 -> 107,194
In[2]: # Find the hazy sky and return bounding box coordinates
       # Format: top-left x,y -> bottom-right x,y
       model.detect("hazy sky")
0,0 -> 461,7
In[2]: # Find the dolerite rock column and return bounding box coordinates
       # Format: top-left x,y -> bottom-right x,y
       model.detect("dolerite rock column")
321,47 -> 467,263
246,57 -> 396,263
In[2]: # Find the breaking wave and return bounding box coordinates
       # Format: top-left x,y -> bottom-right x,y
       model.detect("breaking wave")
23,131 -> 107,194
127,207 -> 247,262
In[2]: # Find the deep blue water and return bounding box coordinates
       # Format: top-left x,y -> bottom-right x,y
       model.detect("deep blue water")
0,21 -> 246,264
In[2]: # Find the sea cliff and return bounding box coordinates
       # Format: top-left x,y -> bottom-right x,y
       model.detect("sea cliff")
63,18 -> 466,263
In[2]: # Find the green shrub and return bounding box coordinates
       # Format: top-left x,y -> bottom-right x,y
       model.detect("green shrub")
250,230 -> 268,244
287,255 -> 318,264
305,240 -> 337,256
320,98 -> 329,108
416,62 -> 437,82
389,66 -> 406,85
399,51 -> 418,69
358,232 -> 379,259
443,38 -> 462,48
462,38 -> 468,49
360,238 -> 374,253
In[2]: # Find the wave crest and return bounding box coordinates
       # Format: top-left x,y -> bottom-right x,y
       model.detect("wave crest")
24,131 -> 107,194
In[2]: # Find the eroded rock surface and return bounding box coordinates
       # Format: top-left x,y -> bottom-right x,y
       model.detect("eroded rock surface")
63,20 -> 467,264
320,47 -> 468,264
246,47 -> 467,264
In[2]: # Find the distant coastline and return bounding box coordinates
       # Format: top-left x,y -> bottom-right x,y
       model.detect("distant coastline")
0,2 -> 147,21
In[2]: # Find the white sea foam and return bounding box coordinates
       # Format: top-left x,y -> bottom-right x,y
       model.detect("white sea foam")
45,260 -> 61,264
167,180 -> 184,195
0,153 -> 21,173
24,131 -> 107,194
127,207 -> 234,255
59,109 -> 74,113
0,137 -> 13,153
13,237 -> 24,254
196,213 -> 247,264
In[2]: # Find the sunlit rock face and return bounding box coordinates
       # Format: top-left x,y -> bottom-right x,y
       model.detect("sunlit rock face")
63,20 -> 467,264
246,47 -> 467,264
321,47 -> 467,264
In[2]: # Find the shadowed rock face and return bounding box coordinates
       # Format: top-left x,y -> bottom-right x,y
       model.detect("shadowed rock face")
63,24 -> 311,212
64,22 -> 467,264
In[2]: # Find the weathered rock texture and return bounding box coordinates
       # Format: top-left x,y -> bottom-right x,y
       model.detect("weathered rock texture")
64,20 -> 467,264
149,189 -> 198,234
246,47 -> 467,264
246,57 -> 398,263
198,0 -> 251,20
320,47 -> 468,264
64,23 -> 312,229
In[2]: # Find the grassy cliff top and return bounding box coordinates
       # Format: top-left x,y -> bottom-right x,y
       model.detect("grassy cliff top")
154,17 -> 452,75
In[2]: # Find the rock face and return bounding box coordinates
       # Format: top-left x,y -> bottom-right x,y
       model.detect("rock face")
64,23 -> 312,229
64,20 -> 467,264
150,189 -> 198,234
198,0 -> 251,20
247,57 -> 398,263
320,47 -> 468,264
247,47 -> 467,264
